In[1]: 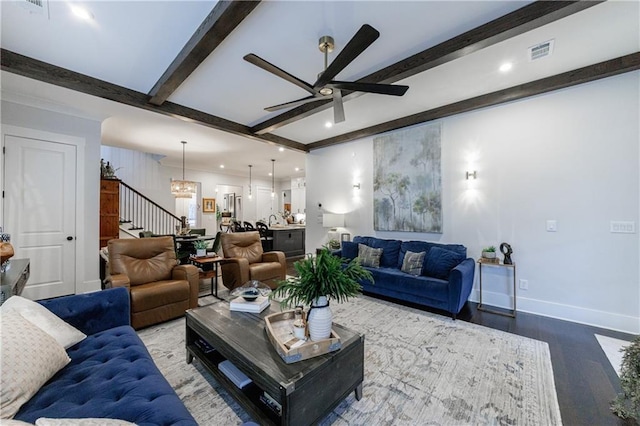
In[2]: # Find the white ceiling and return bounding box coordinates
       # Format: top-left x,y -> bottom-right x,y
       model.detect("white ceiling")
1,0 -> 638,179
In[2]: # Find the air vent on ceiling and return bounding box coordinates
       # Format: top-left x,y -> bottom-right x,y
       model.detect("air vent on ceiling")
19,0 -> 49,16
528,39 -> 554,61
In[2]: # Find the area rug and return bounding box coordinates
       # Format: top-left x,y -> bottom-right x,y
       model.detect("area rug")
138,295 -> 562,425
595,334 -> 632,377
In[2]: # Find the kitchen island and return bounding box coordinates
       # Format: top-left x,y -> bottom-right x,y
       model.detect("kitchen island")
269,225 -> 305,258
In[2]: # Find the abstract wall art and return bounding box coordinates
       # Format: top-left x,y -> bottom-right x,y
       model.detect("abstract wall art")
373,122 -> 442,233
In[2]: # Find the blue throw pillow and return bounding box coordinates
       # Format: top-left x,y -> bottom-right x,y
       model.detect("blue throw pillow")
424,246 -> 465,279
341,241 -> 358,260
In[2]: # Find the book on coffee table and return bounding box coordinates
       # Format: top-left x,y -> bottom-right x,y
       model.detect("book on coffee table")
230,296 -> 270,313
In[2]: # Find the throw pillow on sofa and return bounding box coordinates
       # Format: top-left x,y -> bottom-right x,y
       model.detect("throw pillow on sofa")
341,241 -> 359,260
358,244 -> 383,268
1,310 -> 70,419
2,296 -> 86,349
424,246 -> 465,280
401,250 -> 426,276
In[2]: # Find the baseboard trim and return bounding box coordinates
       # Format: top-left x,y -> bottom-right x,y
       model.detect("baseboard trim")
470,289 -> 639,334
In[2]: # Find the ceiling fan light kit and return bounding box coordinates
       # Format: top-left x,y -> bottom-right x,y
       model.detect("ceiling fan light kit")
244,24 -> 409,124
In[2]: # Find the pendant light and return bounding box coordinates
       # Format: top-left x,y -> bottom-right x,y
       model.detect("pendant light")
248,165 -> 253,200
171,141 -> 196,198
271,159 -> 275,198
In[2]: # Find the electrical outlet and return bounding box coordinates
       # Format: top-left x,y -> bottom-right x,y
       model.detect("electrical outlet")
546,220 -> 557,232
519,279 -> 529,290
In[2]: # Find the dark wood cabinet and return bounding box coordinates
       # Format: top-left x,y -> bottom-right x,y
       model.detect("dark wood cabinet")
271,228 -> 305,257
100,179 -> 120,249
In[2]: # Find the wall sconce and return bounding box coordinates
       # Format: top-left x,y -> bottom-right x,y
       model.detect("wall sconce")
465,171 -> 477,180
353,183 -> 361,189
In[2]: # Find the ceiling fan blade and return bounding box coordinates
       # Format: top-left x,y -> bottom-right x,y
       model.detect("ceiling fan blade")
330,81 -> 409,96
333,89 -> 345,123
314,24 -> 380,89
264,95 -> 326,112
244,54 -> 315,95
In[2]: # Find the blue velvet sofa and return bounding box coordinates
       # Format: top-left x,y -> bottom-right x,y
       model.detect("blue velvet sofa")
14,287 -> 197,425
335,236 -> 475,319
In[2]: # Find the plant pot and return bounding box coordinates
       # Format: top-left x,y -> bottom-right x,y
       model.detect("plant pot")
307,296 -> 332,341
196,248 -> 206,257
482,251 -> 496,259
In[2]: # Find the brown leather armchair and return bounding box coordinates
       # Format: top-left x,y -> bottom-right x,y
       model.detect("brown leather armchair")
220,231 -> 286,290
106,236 -> 199,329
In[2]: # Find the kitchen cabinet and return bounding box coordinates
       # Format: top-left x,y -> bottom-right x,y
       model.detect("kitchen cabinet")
271,228 -> 305,257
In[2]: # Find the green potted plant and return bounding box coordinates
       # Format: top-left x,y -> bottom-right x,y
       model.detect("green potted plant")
481,246 -> 497,259
612,336 -> 640,421
271,248 -> 373,341
327,239 -> 341,250
193,240 -> 208,257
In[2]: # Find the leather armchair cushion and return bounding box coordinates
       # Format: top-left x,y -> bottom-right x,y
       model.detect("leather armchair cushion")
129,280 -> 190,313
108,237 -> 176,286
249,262 -> 283,282
221,232 -> 264,264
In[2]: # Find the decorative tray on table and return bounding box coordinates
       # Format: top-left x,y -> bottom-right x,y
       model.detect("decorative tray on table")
264,310 -> 341,364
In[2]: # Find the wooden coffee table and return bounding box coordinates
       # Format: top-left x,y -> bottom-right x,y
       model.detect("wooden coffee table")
186,301 -> 364,426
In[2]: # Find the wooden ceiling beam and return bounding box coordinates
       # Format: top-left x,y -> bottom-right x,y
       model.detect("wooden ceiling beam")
148,0 -> 261,106
250,0 -> 601,135
307,53 -> 640,150
1,49 -> 308,153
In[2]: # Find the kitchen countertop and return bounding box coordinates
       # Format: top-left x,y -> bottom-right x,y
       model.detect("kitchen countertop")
268,224 -> 306,230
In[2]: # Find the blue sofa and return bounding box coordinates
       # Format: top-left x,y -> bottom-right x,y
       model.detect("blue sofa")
335,236 -> 475,319
14,287 -> 197,425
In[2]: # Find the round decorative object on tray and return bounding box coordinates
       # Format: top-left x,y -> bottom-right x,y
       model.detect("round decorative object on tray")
230,280 -> 272,300
241,288 -> 260,301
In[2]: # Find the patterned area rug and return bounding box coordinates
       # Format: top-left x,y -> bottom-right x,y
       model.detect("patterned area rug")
138,295 -> 562,425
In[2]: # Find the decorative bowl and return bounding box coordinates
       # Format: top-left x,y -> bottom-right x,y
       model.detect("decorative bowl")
230,280 -> 272,301
241,288 -> 260,301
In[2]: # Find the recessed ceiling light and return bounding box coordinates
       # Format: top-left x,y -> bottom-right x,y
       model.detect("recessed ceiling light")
295,167 -> 300,172
70,5 -> 94,21
325,121 -> 333,128
219,165 -> 224,169
268,172 -> 273,176
499,62 -> 513,73
278,147 -> 285,152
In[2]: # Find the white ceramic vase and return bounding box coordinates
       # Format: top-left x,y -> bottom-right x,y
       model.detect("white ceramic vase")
307,296 -> 332,341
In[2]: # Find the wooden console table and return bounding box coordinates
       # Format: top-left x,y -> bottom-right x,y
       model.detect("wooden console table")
1,258 -> 30,305
477,259 -> 516,317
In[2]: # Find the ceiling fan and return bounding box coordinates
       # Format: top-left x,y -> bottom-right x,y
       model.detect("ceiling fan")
244,24 -> 409,124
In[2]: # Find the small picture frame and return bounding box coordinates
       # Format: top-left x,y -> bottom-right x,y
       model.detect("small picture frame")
203,198 -> 215,213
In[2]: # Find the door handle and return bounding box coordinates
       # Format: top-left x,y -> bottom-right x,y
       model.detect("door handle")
66,236 -> 74,241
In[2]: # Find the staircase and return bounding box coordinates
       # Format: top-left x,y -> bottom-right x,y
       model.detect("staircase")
118,181 -> 184,237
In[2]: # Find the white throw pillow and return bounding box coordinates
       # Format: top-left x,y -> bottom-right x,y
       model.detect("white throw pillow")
35,419 -> 137,426
1,296 -> 86,349
0,311 -> 71,419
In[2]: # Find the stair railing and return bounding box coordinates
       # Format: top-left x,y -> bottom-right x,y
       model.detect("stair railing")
119,181 -> 184,236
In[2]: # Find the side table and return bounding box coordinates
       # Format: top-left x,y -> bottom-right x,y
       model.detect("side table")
1,258 -> 30,305
477,259 -> 516,317
190,255 -> 223,299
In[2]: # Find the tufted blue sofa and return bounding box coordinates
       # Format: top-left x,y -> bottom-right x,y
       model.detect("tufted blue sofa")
14,287 -> 197,425
334,236 -> 475,319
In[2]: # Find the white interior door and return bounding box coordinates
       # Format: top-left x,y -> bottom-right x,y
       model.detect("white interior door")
3,135 -> 77,300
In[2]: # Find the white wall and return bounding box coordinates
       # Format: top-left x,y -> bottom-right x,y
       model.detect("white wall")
1,100 -> 102,292
306,72 -> 640,333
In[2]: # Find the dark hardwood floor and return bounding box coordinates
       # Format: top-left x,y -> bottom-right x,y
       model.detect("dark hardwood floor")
285,258 -> 638,426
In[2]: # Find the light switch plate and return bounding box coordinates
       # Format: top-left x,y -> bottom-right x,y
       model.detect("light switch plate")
546,220 -> 557,232
610,221 -> 635,233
